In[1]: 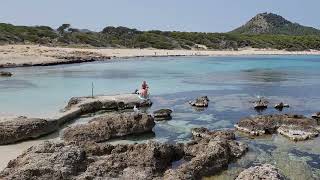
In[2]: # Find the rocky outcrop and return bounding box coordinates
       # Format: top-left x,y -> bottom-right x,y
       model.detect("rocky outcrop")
189,96 -> 209,107
253,97 -> 268,110
153,109 -> 173,121
1,128 -> 247,180
312,112 -> 320,120
0,116 -> 58,145
236,164 -> 286,180
0,71 -> 12,77
164,128 -> 248,179
63,94 -> 152,113
274,102 -> 289,111
235,114 -> 319,141
63,112 -> 155,143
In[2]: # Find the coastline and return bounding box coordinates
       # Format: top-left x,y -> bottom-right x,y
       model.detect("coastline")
1,45 -> 320,68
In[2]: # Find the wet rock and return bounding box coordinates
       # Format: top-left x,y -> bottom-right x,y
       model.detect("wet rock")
0,117 -> 58,145
253,97 -> 268,110
0,71 -> 13,77
164,128 -> 248,179
236,164 -> 286,180
277,125 -> 319,141
63,112 -> 155,143
191,127 -> 235,140
312,112 -> 320,120
274,102 -> 289,111
153,109 -> 173,121
189,96 -> 209,107
235,114 -> 319,141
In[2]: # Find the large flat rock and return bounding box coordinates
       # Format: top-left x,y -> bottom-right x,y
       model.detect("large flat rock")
0,116 -> 58,145
63,112 -> 155,143
235,114 -> 319,141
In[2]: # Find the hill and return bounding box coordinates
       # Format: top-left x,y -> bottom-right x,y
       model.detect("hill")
231,12 -> 320,35
1,13 -> 320,51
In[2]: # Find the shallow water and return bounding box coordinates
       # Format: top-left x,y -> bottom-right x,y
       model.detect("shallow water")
1,55 -> 320,178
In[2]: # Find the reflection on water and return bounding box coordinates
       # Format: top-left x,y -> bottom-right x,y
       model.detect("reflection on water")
1,56 -> 320,178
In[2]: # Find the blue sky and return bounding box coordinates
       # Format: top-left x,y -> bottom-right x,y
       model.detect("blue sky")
0,0 -> 319,32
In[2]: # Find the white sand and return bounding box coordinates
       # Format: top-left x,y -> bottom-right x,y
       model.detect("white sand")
1,45 -> 320,67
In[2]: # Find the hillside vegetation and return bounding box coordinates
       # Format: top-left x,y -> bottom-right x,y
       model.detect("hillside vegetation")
1,13 -> 320,51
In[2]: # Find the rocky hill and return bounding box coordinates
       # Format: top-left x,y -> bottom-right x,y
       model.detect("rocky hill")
231,12 -> 320,35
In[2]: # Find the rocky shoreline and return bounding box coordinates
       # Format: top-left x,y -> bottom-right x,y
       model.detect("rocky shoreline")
1,92 -> 320,179
0,128 -> 247,180
0,94 -> 152,145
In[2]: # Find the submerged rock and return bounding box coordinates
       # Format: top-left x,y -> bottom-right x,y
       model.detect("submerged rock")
153,109 -> 173,121
236,164 -> 286,180
63,112 -> 155,143
235,114 -> 319,141
0,71 -> 12,77
189,96 -> 209,107
274,102 -> 290,111
1,128 -> 247,180
0,116 -> 58,145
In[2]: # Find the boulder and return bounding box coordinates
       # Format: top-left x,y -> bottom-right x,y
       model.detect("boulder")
236,164 -> 286,180
189,96 -> 209,107
0,116 -> 58,145
274,102 -> 290,111
235,114 -> 319,141
253,97 -> 268,110
312,112 -> 320,120
164,128 -> 248,179
63,112 -> 155,143
0,71 -> 13,77
1,128 -> 247,180
153,109 -> 173,121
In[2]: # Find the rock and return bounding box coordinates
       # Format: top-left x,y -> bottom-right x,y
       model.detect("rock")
277,125 -> 319,141
79,141 -> 183,179
236,164 -> 286,180
312,112 -> 320,120
63,112 -> 155,143
63,94 -> 152,113
1,128 -> 247,180
189,96 -> 209,107
191,127 -> 235,140
253,97 -> 268,110
235,114 -> 319,141
274,102 -> 290,111
0,141 -> 89,180
0,71 -> 13,77
153,109 -> 173,121
164,128 -> 248,179
0,116 -> 58,145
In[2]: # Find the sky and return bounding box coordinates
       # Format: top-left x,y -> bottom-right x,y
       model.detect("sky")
0,0 -> 319,33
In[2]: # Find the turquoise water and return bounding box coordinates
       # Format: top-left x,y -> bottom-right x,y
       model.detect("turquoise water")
1,55 -> 320,179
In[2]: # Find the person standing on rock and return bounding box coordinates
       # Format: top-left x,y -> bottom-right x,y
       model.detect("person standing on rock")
139,81 -> 149,99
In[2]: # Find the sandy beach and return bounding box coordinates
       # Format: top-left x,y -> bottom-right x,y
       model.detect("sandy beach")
1,45 -> 320,68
